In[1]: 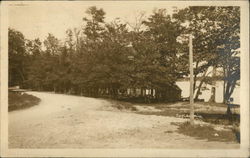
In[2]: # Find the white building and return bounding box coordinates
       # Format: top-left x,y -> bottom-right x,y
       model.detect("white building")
176,80 -> 240,104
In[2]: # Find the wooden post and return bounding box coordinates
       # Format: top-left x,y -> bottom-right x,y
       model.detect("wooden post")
189,34 -> 194,125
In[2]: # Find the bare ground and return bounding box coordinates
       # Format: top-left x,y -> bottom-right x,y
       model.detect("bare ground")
9,92 -> 239,148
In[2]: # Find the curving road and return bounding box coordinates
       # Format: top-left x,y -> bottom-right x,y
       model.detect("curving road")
9,91 -> 239,148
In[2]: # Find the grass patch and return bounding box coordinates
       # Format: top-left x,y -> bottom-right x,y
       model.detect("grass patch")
198,113 -> 240,125
109,100 -> 137,111
181,101 -> 227,107
138,110 -> 239,125
9,91 -> 41,111
137,110 -> 183,117
177,121 -> 239,143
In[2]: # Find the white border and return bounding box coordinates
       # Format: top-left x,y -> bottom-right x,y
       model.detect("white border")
1,1 -> 9,157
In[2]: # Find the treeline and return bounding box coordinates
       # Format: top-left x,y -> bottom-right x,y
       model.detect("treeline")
9,6 -> 240,102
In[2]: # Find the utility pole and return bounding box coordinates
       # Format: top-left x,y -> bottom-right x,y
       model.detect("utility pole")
189,34 -> 194,125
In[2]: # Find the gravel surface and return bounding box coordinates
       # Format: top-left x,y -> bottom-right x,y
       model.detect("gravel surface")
9,91 -> 239,148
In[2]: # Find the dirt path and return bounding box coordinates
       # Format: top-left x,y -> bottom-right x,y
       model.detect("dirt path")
9,92 -> 239,148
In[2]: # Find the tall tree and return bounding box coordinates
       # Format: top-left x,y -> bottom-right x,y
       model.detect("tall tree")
213,7 -> 240,104
25,38 -> 44,90
8,28 -> 27,87
125,9 -> 183,101
141,9 -> 182,86
43,33 -> 61,92
173,6 -> 240,102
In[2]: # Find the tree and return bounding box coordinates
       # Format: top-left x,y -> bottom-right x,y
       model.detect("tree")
79,7 -> 133,97
173,6 -> 240,103
25,38 -> 44,90
8,28 -> 28,87
126,9 -> 182,101
141,9 -> 182,85
43,33 -> 61,92
174,7 -> 217,98
212,7 -> 240,104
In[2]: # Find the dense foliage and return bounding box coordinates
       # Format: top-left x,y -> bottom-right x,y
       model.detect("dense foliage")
8,6 -> 240,102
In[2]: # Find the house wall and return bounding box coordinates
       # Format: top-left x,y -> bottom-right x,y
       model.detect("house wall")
176,81 -> 240,104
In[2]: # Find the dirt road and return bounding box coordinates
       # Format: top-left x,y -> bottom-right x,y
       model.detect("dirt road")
9,92 -> 239,148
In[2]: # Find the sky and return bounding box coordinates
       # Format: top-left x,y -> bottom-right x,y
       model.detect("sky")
8,1 -> 187,41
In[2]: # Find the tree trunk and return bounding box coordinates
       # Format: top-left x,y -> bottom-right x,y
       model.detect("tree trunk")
209,87 -> 216,102
53,86 -> 56,93
227,105 -> 232,115
223,66 -> 227,103
209,66 -> 217,102
194,80 -> 204,100
194,69 -> 209,100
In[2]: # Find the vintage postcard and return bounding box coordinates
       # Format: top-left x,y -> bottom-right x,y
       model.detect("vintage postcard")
0,0 -> 249,157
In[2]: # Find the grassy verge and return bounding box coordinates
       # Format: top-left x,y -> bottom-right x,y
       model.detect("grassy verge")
177,121 -> 240,143
8,91 -> 41,111
138,111 -> 240,125
109,100 -> 240,125
181,101 -> 228,107
132,102 -> 240,125
109,99 -> 137,111
109,99 -> 240,143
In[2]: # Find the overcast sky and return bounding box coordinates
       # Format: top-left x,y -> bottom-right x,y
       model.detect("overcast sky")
8,1 -> 188,41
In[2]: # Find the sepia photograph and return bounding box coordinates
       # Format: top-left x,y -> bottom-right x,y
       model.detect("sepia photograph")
0,0 -> 249,157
